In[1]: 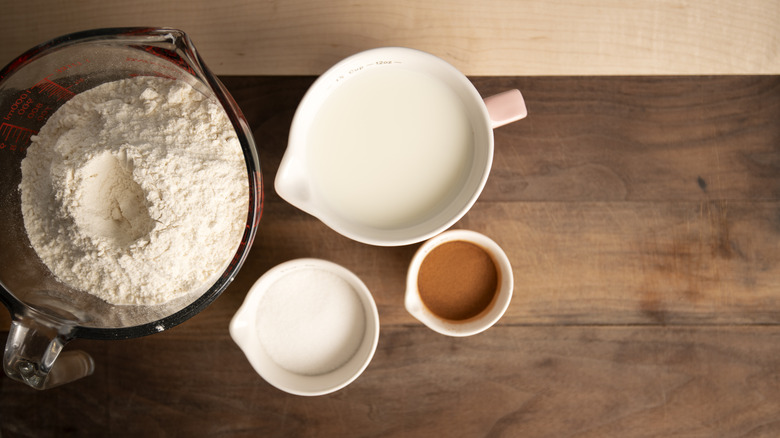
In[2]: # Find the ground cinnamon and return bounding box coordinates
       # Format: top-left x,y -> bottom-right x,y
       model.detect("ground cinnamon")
417,240 -> 499,321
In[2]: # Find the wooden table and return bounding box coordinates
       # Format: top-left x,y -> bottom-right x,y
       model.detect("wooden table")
2,74 -> 780,437
2,0 -> 778,76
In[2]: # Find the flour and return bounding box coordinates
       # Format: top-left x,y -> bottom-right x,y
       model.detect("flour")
20,76 -> 249,306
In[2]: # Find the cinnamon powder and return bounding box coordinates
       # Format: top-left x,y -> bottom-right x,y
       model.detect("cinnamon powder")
417,240 -> 499,321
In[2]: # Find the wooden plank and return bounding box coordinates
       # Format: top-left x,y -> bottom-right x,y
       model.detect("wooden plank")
474,76 -> 780,202
464,201 -> 780,325
1,75 -> 778,331
221,199 -> 780,326
1,0 -> 778,76
4,325 -> 780,436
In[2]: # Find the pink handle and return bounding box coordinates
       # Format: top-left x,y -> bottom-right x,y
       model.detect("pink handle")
484,89 -> 527,129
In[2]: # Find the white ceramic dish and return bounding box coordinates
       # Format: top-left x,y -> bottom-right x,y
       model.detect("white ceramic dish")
275,47 -> 526,246
405,229 -> 513,336
230,258 -> 380,396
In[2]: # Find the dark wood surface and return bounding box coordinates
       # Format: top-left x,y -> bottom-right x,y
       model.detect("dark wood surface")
2,75 -> 780,437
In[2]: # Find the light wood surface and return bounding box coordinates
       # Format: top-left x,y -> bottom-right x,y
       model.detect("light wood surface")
1,0 -> 779,76
2,75 -> 780,437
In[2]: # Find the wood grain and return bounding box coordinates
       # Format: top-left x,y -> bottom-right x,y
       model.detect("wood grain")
2,75 -> 780,436
236,75 -> 780,325
4,324 -> 780,437
1,0 -> 779,76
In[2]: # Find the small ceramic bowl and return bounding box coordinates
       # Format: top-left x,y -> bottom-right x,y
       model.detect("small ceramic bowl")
230,258 -> 380,396
405,229 -> 513,336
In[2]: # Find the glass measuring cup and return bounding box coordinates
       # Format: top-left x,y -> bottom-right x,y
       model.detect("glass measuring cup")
0,28 -> 263,389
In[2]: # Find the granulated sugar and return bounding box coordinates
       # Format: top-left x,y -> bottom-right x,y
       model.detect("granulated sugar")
20,76 -> 248,306
255,268 -> 366,375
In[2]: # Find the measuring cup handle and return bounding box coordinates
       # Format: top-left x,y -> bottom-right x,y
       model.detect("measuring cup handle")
484,89 -> 528,129
3,313 -> 94,389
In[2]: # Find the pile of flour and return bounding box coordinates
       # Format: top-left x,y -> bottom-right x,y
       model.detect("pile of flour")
20,76 -> 249,306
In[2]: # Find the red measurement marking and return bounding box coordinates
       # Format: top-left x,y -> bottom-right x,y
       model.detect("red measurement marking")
0,123 -> 36,151
142,46 -> 195,75
0,123 -> 37,142
32,78 -> 75,102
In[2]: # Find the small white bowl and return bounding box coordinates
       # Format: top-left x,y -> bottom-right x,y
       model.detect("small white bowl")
230,258 -> 380,396
405,230 -> 513,336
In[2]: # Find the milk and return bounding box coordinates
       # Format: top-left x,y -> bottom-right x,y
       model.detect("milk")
306,67 -> 474,229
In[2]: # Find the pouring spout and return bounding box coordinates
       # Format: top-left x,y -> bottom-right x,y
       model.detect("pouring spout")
275,152 -> 316,214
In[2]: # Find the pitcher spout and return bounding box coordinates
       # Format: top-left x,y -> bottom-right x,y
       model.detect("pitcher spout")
275,152 -> 316,215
